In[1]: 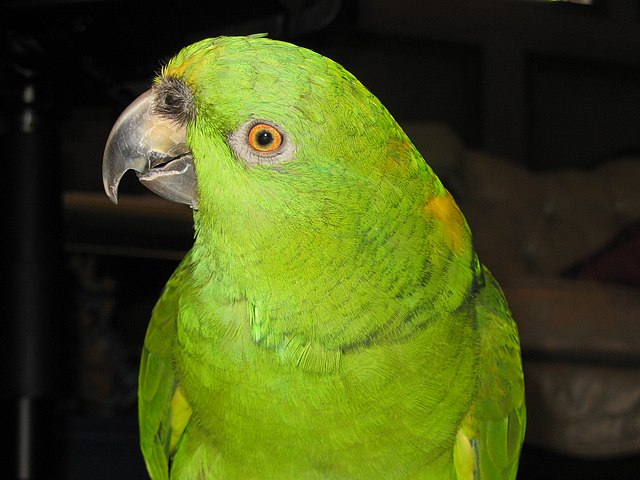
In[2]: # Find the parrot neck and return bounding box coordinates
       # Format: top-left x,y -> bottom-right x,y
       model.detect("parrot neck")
188,188 -> 482,359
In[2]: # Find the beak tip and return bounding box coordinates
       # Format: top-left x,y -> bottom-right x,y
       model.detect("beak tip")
103,177 -> 120,205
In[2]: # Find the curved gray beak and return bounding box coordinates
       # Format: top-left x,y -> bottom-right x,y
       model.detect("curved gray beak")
102,89 -> 198,209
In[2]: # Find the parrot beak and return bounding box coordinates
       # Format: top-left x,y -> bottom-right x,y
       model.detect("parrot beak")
102,89 -> 198,209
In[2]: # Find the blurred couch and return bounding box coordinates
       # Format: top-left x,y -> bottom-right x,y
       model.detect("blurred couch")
405,121 -> 640,458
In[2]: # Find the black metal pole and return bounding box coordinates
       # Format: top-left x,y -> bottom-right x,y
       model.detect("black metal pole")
2,34 -> 66,479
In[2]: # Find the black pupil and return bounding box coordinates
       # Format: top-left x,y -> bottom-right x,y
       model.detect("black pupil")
256,130 -> 273,146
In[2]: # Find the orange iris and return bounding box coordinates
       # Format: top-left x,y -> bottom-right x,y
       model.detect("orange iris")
248,123 -> 283,152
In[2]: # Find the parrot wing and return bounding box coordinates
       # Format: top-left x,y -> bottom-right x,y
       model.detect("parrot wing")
455,267 -> 526,480
138,253 -> 193,480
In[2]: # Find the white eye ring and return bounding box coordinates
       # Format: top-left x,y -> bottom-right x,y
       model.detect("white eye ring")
228,119 -> 296,165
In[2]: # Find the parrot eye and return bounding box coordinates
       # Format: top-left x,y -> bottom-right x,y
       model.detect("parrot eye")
248,123 -> 283,152
228,119 -> 296,165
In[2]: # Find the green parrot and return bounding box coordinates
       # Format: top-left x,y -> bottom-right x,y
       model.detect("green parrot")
102,35 -> 525,479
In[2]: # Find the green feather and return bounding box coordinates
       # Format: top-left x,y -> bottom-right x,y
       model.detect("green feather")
129,36 -> 526,479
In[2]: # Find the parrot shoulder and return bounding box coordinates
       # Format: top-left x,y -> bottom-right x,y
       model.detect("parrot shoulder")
138,253 -> 194,480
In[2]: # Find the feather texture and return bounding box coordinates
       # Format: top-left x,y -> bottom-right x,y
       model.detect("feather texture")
126,36 -> 526,479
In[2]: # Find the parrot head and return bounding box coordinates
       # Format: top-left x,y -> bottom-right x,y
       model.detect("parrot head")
102,36 -> 472,328
103,35 -> 431,225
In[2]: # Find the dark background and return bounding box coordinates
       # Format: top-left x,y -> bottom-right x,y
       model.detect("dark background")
1,0 -> 639,478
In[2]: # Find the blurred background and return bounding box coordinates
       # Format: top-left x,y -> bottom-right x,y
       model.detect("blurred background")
1,0 -> 639,478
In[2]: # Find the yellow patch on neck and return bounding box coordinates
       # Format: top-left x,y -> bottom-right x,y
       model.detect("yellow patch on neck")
423,192 -> 467,254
